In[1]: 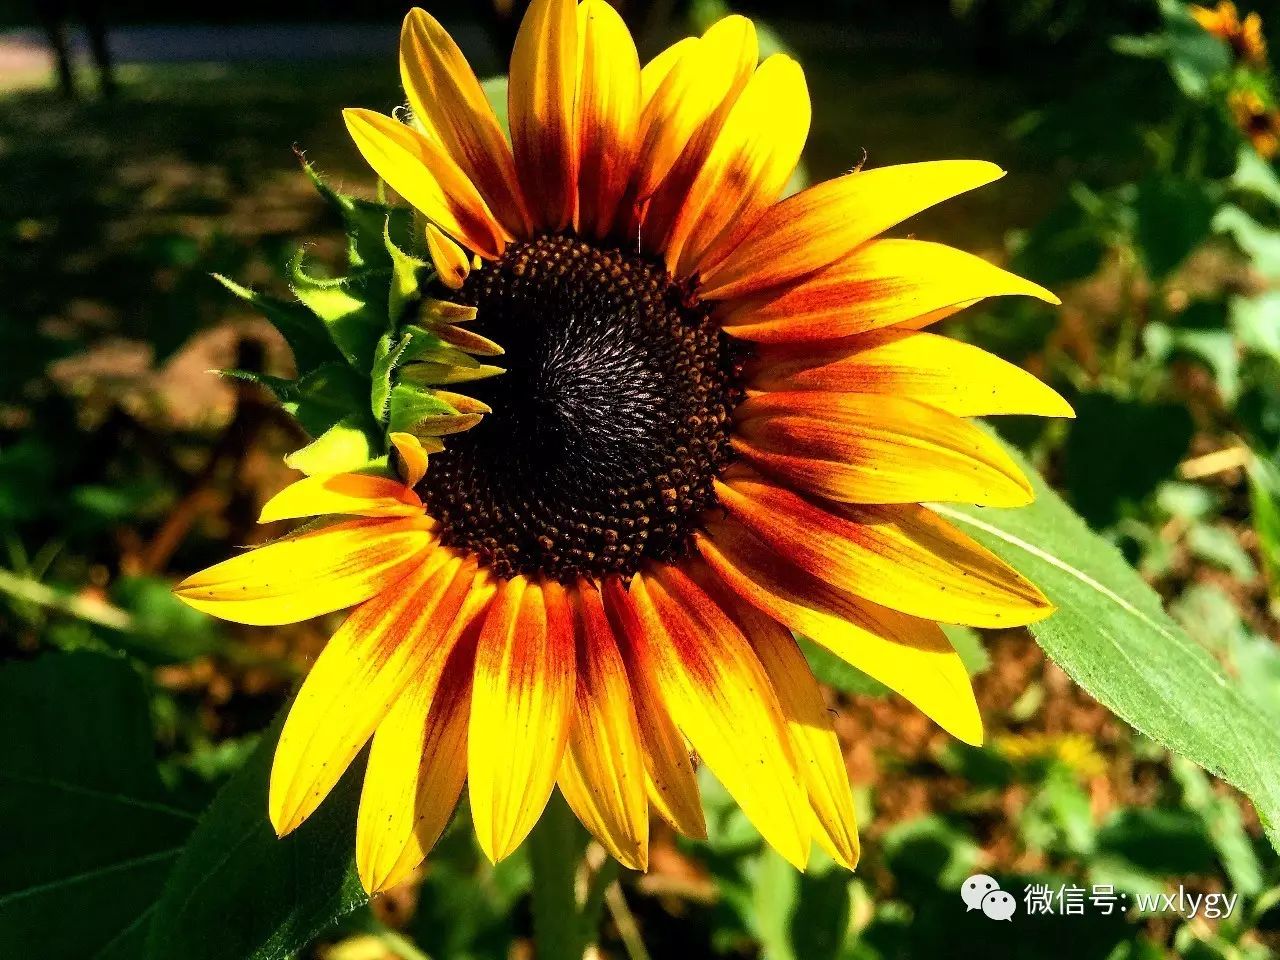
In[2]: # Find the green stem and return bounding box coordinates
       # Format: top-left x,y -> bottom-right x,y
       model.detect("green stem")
0,567 -> 133,631
528,792 -> 588,960
605,881 -> 652,960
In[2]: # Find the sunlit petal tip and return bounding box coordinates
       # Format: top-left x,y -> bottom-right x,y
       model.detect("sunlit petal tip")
699,160 -> 1010,302
558,583 -> 651,870
469,578 -> 577,864
269,554 -> 479,839
173,517 -> 435,626
632,570 -> 810,868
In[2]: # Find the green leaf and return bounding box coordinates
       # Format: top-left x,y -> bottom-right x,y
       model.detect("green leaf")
1132,175 -> 1216,280
742,848 -> 850,960
107,575 -> 224,664
144,716 -> 367,960
1155,0 -> 1232,98
1019,768 -> 1096,857
213,274 -> 344,376
1184,525 -> 1257,579
1214,205 -> 1280,279
1247,455 -> 1280,604
1144,323 -> 1241,404
1171,756 -> 1264,895
1010,189 -> 1110,287
0,652 -> 200,960
282,363 -> 371,439
408,811 -> 530,960
384,226 -> 428,323
932,440 -> 1280,853
797,636 -> 889,697
1231,144 -> 1280,208
1095,808 -> 1216,876
1232,293 -> 1280,364
480,76 -> 510,139
1063,393 -> 1194,527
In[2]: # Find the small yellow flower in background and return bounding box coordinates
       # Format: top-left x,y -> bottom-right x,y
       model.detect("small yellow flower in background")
176,0 -> 1072,894
1191,1 -> 1269,66
1230,88 -> 1280,158
996,732 -> 1107,780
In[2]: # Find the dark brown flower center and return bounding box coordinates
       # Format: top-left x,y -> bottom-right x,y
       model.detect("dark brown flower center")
421,233 -> 742,581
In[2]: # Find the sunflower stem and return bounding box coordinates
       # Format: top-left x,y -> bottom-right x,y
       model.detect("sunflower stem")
528,792 -> 590,960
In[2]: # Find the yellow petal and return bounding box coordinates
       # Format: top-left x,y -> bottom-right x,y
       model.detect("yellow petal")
574,0 -> 640,238
269,552 -> 482,835
698,161 -> 1006,301
400,7 -> 532,237
717,238 -> 1059,342
746,329 -> 1075,418
666,54 -> 810,277
356,597 -> 486,894
557,582 -> 649,870
258,474 -> 423,524
174,517 -> 436,626
343,107 -> 507,259
605,577 -> 707,839
509,0 -> 578,230
715,472 -> 1053,628
638,15 -> 759,254
469,577 -> 577,861
733,392 -> 1035,507
424,222 -> 471,290
632,569 -> 810,868
696,520 -> 983,745
390,432 -> 430,487
727,596 -> 859,867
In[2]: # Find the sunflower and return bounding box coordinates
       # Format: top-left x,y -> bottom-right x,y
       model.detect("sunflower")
176,0 -> 1071,894
1230,88 -> 1280,159
1191,1 -> 1268,67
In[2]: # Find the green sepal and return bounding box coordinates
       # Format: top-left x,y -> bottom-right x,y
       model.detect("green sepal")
288,253 -> 386,371
282,362 -> 373,438
220,163 -> 496,472
303,158 -> 412,271
399,325 -> 483,369
217,369 -> 300,404
384,221 -> 430,323
213,274 -> 345,375
283,414 -> 384,476
370,332 -> 414,423
388,383 -> 461,439
400,360 -> 505,386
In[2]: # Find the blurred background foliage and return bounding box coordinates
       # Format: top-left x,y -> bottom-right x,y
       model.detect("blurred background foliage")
3,0 -> 1280,958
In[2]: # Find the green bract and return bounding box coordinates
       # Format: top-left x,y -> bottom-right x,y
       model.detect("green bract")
217,163 -> 502,478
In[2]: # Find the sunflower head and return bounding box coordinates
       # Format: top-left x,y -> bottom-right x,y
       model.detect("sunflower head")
1191,1 -> 1268,65
180,0 -> 1071,895
1230,88 -> 1280,158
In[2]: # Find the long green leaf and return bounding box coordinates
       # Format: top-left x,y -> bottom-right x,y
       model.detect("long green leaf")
932,442 -> 1280,850
144,714 -> 367,960
0,652 -> 200,959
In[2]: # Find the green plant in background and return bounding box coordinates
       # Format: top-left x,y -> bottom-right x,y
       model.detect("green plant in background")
3,1 -> 1280,959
